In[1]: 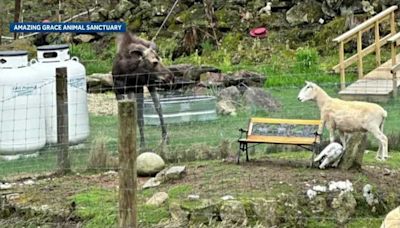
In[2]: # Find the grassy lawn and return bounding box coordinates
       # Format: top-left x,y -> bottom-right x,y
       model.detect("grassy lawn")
1,85 -> 399,179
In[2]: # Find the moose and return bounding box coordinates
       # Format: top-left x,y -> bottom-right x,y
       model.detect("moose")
112,32 -> 174,149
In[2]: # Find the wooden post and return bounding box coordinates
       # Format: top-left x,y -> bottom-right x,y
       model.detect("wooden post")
0,16 -> 2,45
339,41 -> 345,90
357,31 -> 363,79
118,100 -> 137,228
56,67 -> 70,174
13,0 -> 22,40
375,21 -> 381,66
338,132 -> 367,171
393,71 -> 398,98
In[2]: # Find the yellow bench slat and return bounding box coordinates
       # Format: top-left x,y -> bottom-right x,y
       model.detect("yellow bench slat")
244,135 -> 319,145
250,117 -> 322,125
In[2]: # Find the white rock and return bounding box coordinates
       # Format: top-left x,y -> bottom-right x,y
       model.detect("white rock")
307,189 -> 317,200
23,180 -> 35,185
318,18 -> 324,24
313,185 -> 327,192
146,192 -> 169,206
0,183 -> 13,190
328,180 -> 353,192
221,195 -> 235,201
142,177 -> 161,189
103,170 -> 118,176
188,194 -> 200,201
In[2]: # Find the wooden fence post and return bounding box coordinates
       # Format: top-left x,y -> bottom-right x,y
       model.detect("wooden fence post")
56,67 -> 70,174
13,0 -> 22,40
118,100 -> 137,228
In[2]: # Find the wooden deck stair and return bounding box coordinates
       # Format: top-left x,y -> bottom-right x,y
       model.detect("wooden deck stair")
332,5 -> 400,102
339,54 -> 400,102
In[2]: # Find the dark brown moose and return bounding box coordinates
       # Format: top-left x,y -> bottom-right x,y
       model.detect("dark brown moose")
112,32 -> 174,149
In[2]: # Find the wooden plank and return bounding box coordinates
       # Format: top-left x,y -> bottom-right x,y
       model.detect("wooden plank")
333,6 -> 398,42
375,21 -> 381,66
357,31 -> 363,79
246,135 -> 318,145
339,41 -> 345,89
250,118 -> 321,125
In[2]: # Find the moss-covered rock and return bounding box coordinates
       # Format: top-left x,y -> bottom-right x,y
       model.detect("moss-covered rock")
286,0 -> 324,26
181,199 -> 220,225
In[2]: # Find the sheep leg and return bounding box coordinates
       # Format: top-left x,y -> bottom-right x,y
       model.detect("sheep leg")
327,126 -> 335,143
148,87 -> 169,145
370,127 -> 388,161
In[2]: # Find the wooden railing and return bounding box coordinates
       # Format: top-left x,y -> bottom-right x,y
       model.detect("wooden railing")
333,6 -> 398,90
389,32 -> 400,98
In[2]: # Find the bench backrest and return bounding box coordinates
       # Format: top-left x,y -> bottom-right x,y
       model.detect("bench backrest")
246,117 -> 322,145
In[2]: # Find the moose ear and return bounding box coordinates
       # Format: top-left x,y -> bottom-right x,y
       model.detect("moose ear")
129,49 -> 143,57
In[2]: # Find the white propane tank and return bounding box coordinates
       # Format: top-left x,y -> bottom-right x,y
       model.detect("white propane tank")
31,44 -> 90,144
0,51 -> 46,155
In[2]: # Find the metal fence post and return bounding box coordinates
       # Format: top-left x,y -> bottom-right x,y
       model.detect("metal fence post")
118,100 -> 137,228
56,67 -> 70,174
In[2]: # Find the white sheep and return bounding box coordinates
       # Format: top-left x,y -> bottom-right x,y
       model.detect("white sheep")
297,81 -> 388,160
380,206 -> 400,228
314,142 -> 344,169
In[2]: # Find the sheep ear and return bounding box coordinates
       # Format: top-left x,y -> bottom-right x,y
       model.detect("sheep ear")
305,81 -> 311,85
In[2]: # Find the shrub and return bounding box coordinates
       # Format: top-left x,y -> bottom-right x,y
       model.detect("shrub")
87,136 -> 115,172
294,47 -> 320,72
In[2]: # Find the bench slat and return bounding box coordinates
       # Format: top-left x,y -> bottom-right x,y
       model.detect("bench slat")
250,118 -> 322,125
243,135 -> 319,145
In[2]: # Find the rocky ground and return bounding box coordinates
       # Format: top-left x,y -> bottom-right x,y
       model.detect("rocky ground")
1,157 -> 399,227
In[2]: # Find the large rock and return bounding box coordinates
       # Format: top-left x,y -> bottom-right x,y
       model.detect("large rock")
219,200 -> 247,226
137,152 -> 165,176
115,0 -> 136,18
286,0 -> 324,26
146,192 -> 169,206
331,191 -> 357,225
243,87 -> 281,111
217,100 -> 236,116
251,198 -> 278,227
218,86 -> 241,102
169,202 -> 189,226
155,166 -> 187,182
73,34 -> 96,43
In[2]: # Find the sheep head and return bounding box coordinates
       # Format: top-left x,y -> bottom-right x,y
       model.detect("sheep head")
297,81 -> 318,102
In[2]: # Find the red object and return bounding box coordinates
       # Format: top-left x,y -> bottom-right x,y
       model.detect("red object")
249,27 -> 268,38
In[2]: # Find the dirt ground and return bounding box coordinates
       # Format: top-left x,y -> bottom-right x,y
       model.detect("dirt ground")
1,157 -> 399,227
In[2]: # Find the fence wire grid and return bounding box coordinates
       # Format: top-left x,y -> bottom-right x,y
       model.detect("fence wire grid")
0,68 -> 399,228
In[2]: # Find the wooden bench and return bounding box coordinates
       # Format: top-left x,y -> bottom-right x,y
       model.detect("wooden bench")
237,117 -> 323,164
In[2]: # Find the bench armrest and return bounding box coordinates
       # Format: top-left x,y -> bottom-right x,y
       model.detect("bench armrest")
238,128 -> 248,139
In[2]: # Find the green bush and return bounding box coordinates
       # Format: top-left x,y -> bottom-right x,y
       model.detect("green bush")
294,47 -> 320,72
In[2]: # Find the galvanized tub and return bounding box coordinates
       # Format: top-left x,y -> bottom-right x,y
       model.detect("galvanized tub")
144,96 -> 217,125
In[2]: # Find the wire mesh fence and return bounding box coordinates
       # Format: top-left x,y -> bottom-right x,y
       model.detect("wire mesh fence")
0,68 -> 400,227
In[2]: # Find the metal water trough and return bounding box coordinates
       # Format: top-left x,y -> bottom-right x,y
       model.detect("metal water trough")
144,96 -> 217,125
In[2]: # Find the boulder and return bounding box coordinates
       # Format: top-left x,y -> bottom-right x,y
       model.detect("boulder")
146,192 -> 169,206
220,200 -> 247,226
155,166 -> 187,182
115,0 -> 136,18
137,152 -> 165,176
251,198 -> 278,227
331,191 -> 357,225
286,0 -> 324,26
86,73 -> 114,93
243,87 -> 281,111
142,177 -> 161,189
217,100 -> 236,116
73,34 -> 96,43
169,202 -> 189,226
181,199 -> 218,225
218,86 -> 241,102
